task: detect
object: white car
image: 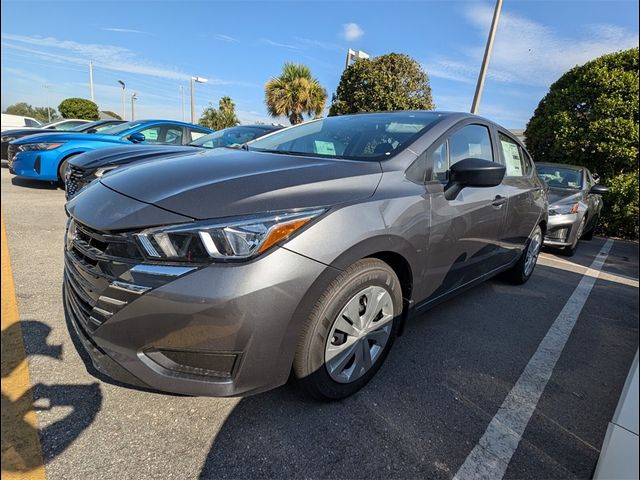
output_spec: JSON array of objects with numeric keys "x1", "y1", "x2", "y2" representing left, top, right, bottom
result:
[
  {"x1": 594, "y1": 351, "x2": 639, "y2": 479},
  {"x1": 1, "y1": 113, "x2": 42, "y2": 131}
]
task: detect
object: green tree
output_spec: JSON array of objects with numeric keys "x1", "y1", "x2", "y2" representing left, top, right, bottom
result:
[
  {"x1": 525, "y1": 47, "x2": 639, "y2": 238},
  {"x1": 4, "y1": 102, "x2": 36, "y2": 118},
  {"x1": 33, "y1": 107, "x2": 60, "y2": 123},
  {"x1": 58, "y1": 98, "x2": 100, "y2": 120},
  {"x1": 329, "y1": 53, "x2": 434, "y2": 116},
  {"x1": 101, "y1": 111, "x2": 123, "y2": 120},
  {"x1": 265, "y1": 63, "x2": 327, "y2": 124},
  {"x1": 199, "y1": 96, "x2": 240, "y2": 130}
]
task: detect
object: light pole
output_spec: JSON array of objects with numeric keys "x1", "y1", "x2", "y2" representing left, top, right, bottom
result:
[
  {"x1": 345, "y1": 48, "x2": 369, "y2": 69},
  {"x1": 43, "y1": 84, "x2": 51, "y2": 122},
  {"x1": 471, "y1": 0, "x2": 503, "y2": 114},
  {"x1": 180, "y1": 85, "x2": 185, "y2": 121},
  {"x1": 131, "y1": 93, "x2": 138, "y2": 121},
  {"x1": 190, "y1": 76, "x2": 208, "y2": 124},
  {"x1": 89, "y1": 60, "x2": 95, "y2": 102},
  {"x1": 117, "y1": 80, "x2": 126, "y2": 119}
]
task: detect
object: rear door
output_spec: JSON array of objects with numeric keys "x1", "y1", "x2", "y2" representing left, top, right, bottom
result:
[
  {"x1": 423, "y1": 121, "x2": 509, "y2": 300},
  {"x1": 494, "y1": 130, "x2": 544, "y2": 265}
]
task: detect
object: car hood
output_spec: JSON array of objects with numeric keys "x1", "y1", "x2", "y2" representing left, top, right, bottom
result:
[
  {"x1": 12, "y1": 132, "x2": 124, "y2": 145},
  {"x1": 70, "y1": 145, "x2": 198, "y2": 170},
  {"x1": 548, "y1": 187, "x2": 583, "y2": 205},
  {"x1": 2, "y1": 128, "x2": 57, "y2": 137},
  {"x1": 100, "y1": 148, "x2": 383, "y2": 220}
]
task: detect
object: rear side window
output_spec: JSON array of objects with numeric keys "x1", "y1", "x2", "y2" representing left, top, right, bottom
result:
[
  {"x1": 189, "y1": 129, "x2": 208, "y2": 142},
  {"x1": 25, "y1": 118, "x2": 39, "y2": 127},
  {"x1": 499, "y1": 133, "x2": 526, "y2": 177},
  {"x1": 165, "y1": 127, "x2": 183, "y2": 145}
]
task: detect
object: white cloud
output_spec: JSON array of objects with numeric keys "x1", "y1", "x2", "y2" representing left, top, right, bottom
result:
[
  {"x1": 262, "y1": 38, "x2": 301, "y2": 50},
  {"x1": 101, "y1": 27, "x2": 148, "y2": 34},
  {"x1": 426, "y1": 4, "x2": 638, "y2": 87},
  {"x1": 341, "y1": 23, "x2": 364, "y2": 41},
  {"x1": 215, "y1": 34, "x2": 239, "y2": 42}
]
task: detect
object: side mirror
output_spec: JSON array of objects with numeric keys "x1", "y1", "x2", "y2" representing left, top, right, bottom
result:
[
  {"x1": 444, "y1": 158, "x2": 506, "y2": 200},
  {"x1": 129, "y1": 132, "x2": 146, "y2": 143},
  {"x1": 85, "y1": 128, "x2": 98, "y2": 134},
  {"x1": 590, "y1": 183, "x2": 609, "y2": 195}
]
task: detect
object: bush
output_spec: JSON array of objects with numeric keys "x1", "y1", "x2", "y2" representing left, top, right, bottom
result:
[
  {"x1": 598, "y1": 172, "x2": 639, "y2": 239},
  {"x1": 58, "y1": 98, "x2": 100, "y2": 120},
  {"x1": 525, "y1": 47, "x2": 639, "y2": 238},
  {"x1": 329, "y1": 53, "x2": 434, "y2": 116}
]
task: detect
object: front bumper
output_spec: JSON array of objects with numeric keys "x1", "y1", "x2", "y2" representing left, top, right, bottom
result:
[
  {"x1": 544, "y1": 213, "x2": 582, "y2": 247},
  {"x1": 8, "y1": 149, "x2": 60, "y2": 181},
  {"x1": 64, "y1": 231, "x2": 332, "y2": 397}
]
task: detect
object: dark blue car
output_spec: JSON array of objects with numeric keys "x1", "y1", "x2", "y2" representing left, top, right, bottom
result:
[{"x1": 8, "y1": 119, "x2": 212, "y2": 184}]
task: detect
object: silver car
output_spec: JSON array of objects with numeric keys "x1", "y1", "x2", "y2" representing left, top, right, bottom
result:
[
  {"x1": 536, "y1": 163, "x2": 608, "y2": 256},
  {"x1": 64, "y1": 111, "x2": 548, "y2": 400}
]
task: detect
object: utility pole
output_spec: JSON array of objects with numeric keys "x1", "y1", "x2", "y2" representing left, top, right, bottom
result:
[
  {"x1": 190, "y1": 76, "x2": 208, "y2": 124},
  {"x1": 131, "y1": 92, "x2": 137, "y2": 120},
  {"x1": 43, "y1": 85, "x2": 51, "y2": 122},
  {"x1": 117, "y1": 80, "x2": 126, "y2": 119},
  {"x1": 471, "y1": 0, "x2": 502, "y2": 114},
  {"x1": 89, "y1": 60, "x2": 95, "y2": 102}
]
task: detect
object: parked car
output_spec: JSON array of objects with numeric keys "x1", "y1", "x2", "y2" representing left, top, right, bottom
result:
[
  {"x1": 63, "y1": 111, "x2": 547, "y2": 400},
  {"x1": 8, "y1": 120, "x2": 212, "y2": 184},
  {"x1": 1, "y1": 113, "x2": 42, "y2": 131},
  {"x1": 536, "y1": 162, "x2": 608, "y2": 256},
  {"x1": 2, "y1": 119, "x2": 125, "y2": 161},
  {"x1": 65, "y1": 124, "x2": 282, "y2": 199}
]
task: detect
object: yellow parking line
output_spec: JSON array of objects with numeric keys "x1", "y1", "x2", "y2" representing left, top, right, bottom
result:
[{"x1": 1, "y1": 209, "x2": 46, "y2": 480}]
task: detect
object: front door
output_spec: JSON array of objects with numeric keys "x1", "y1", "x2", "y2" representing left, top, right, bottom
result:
[{"x1": 423, "y1": 123, "x2": 508, "y2": 301}]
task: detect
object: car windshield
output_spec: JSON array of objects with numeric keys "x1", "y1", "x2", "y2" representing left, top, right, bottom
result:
[
  {"x1": 70, "y1": 121, "x2": 111, "y2": 132},
  {"x1": 536, "y1": 165, "x2": 583, "y2": 189},
  {"x1": 190, "y1": 127, "x2": 272, "y2": 148},
  {"x1": 247, "y1": 112, "x2": 443, "y2": 160},
  {"x1": 98, "y1": 121, "x2": 144, "y2": 136}
]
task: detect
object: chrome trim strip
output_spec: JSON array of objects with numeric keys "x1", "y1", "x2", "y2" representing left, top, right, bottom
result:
[
  {"x1": 130, "y1": 264, "x2": 196, "y2": 277},
  {"x1": 93, "y1": 307, "x2": 113, "y2": 318},
  {"x1": 110, "y1": 281, "x2": 151, "y2": 295}
]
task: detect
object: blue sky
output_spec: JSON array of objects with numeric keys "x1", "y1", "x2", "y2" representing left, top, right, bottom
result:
[{"x1": 1, "y1": 0, "x2": 638, "y2": 128}]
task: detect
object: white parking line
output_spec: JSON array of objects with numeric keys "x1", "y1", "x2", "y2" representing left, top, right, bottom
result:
[{"x1": 454, "y1": 239, "x2": 614, "y2": 480}]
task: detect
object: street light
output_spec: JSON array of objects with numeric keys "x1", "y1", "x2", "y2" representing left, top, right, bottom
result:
[
  {"x1": 131, "y1": 93, "x2": 138, "y2": 121},
  {"x1": 43, "y1": 84, "x2": 51, "y2": 122},
  {"x1": 471, "y1": 0, "x2": 503, "y2": 113},
  {"x1": 190, "y1": 76, "x2": 208, "y2": 124},
  {"x1": 345, "y1": 48, "x2": 369, "y2": 69},
  {"x1": 117, "y1": 80, "x2": 126, "y2": 119}
]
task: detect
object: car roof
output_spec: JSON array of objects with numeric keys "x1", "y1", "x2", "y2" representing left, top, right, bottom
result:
[
  {"x1": 132, "y1": 119, "x2": 211, "y2": 128},
  {"x1": 536, "y1": 162, "x2": 586, "y2": 171}
]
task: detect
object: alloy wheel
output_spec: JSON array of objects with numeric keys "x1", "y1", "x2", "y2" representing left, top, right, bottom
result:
[{"x1": 524, "y1": 231, "x2": 542, "y2": 276}]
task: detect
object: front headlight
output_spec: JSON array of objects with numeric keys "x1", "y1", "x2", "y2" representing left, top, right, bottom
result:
[
  {"x1": 18, "y1": 142, "x2": 64, "y2": 151},
  {"x1": 549, "y1": 202, "x2": 579, "y2": 216},
  {"x1": 135, "y1": 208, "x2": 326, "y2": 262},
  {"x1": 94, "y1": 166, "x2": 119, "y2": 178}
]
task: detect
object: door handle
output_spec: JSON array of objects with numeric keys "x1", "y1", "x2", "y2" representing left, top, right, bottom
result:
[{"x1": 492, "y1": 195, "x2": 507, "y2": 207}]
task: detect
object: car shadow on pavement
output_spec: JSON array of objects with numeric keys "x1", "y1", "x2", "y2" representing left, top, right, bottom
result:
[
  {"x1": 10, "y1": 177, "x2": 61, "y2": 190},
  {"x1": 1, "y1": 319, "x2": 102, "y2": 474}
]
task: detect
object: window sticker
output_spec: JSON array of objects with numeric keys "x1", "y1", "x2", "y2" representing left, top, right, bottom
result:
[
  {"x1": 501, "y1": 140, "x2": 522, "y2": 176},
  {"x1": 143, "y1": 129, "x2": 159, "y2": 141},
  {"x1": 314, "y1": 140, "x2": 336, "y2": 155},
  {"x1": 468, "y1": 143, "x2": 483, "y2": 157}
]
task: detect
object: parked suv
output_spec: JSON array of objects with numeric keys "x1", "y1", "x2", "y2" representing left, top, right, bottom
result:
[{"x1": 63, "y1": 111, "x2": 547, "y2": 400}]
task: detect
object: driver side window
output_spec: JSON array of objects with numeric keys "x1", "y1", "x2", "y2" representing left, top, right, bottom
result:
[{"x1": 431, "y1": 124, "x2": 494, "y2": 181}]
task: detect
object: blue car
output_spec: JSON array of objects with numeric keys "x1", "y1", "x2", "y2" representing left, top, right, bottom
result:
[{"x1": 8, "y1": 119, "x2": 212, "y2": 183}]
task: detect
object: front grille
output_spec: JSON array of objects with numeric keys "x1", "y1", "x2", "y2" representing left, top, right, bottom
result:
[
  {"x1": 65, "y1": 220, "x2": 148, "y2": 332},
  {"x1": 66, "y1": 165, "x2": 86, "y2": 199},
  {"x1": 7, "y1": 144, "x2": 18, "y2": 163}
]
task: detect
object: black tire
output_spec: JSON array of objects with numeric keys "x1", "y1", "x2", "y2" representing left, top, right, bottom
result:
[
  {"x1": 503, "y1": 225, "x2": 543, "y2": 285},
  {"x1": 293, "y1": 258, "x2": 403, "y2": 401},
  {"x1": 582, "y1": 215, "x2": 598, "y2": 241}
]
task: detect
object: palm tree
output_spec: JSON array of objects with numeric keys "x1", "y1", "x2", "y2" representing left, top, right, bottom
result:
[
  {"x1": 198, "y1": 96, "x2": 239, "y2": 130},
  {"x1": 265, "y1": 63, "x2": 327, "y2": 125},
  {"x1": 219, "y1": 96, "x2": 235, "y2": 115}
]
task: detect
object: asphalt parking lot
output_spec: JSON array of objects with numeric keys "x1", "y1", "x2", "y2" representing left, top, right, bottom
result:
[{"x1": 1, "y1": 166, "x2": 638, "y2": 480}]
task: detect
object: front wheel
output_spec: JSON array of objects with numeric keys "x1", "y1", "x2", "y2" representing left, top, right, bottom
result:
[
  {"x1": 293, "y1": 259, "x2": 403, "y2": 400},
  {"x1": 503, "y1": 225, "x2": 542, "y2": 284}
]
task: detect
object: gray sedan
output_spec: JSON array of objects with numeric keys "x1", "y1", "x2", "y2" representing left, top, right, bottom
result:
[
  {"x1": 536, "y1": 163, "x2": 608, "y2": 256},
  {"x1": 63, "y1": 111, "x2": 547, "y2": 400}
]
